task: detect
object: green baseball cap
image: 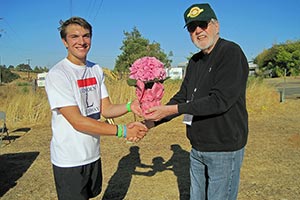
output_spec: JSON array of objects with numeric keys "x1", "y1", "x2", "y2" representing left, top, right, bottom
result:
[{"x1": 184, "y1": 3, "x2": 217, "y2": 27}]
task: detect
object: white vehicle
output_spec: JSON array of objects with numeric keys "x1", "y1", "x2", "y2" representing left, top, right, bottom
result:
[{"x1": 37, "y1": 72, "x2": 48, "y2": 87}]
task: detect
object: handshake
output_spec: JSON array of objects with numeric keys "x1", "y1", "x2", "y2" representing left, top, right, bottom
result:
[{"x1": 123, "y1": 99, "x2": 178, "y2": 143}]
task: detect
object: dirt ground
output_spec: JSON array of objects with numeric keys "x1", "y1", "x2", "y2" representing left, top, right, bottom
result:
[{"x1": 1, "y1": 95, "x2": 300, "y2": 199}]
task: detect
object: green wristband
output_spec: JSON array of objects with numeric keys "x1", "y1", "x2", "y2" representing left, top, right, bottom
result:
[
  {"x1": 126, "y1": 101, "x2": 132, "y2": 112},
  {"x1": 117, "y1": 125, "x2": 123, "y2": 138}
]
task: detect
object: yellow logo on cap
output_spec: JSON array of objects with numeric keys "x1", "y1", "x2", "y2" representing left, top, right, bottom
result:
[{"x1": 187, "y1": 7, "x2": 204, "y2": 18}]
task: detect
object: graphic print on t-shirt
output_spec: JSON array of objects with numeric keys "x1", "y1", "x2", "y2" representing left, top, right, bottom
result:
[{"x1": 77, "y1": 77, "x2": 100, "y2": 119}]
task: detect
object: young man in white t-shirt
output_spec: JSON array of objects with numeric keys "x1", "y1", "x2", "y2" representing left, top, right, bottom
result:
[{"x1": 45, "y1": 17, "x2": 147, "y2": 200}]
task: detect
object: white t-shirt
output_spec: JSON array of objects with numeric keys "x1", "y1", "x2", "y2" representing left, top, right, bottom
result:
[{"x1": 45, "y1": 58, "x2": 108, "y2": 167}]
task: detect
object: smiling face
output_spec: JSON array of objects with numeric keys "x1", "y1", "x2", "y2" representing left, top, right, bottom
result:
[
  {"x1": 188, "y1": 19, "x2": 219, "y2": 54},
  {"x1": 62, "y1": 24, "x2": 91, "y2": 65}
]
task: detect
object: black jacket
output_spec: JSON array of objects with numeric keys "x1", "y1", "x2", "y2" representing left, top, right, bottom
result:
[{"x1": 157, "y1": 38, "x2": 249, "y2": 151}]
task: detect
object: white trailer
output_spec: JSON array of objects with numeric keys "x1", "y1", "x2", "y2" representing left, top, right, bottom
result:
[{"x1": 37, "y1": 72, "x2": 48, "y2": 87}]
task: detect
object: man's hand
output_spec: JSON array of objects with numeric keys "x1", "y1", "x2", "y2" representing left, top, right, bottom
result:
[
  {"x1": 130, "y1": 99, "x2": 143, "y2": 117},
  {"x1": 126, "y1": 121, "x2": 148, "y2": 142},
  {"x1": 144, "y1": 105, "x2": 178, "y2": 121}
]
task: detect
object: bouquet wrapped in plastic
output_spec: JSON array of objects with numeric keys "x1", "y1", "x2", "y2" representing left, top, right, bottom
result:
[{"x1": 127, "y1": 56, "x2": 167, "y2": 116}]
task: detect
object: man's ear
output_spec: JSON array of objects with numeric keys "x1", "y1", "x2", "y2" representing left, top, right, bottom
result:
[
  {"x1": 215, "y1": 21, "x2": 220, "y2": 34},
  {"x1": 62, "y1": 38, "x2": 68, "y2": 49}
]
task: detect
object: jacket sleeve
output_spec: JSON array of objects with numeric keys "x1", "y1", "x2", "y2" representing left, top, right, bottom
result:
[{"x1": 154, "y1": 62, "x2": 192, "y2": 126}]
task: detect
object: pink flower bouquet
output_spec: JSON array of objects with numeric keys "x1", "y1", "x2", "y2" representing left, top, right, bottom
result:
[{"x1": 127, "y1": 56, "x2": 167, "y2": 116}]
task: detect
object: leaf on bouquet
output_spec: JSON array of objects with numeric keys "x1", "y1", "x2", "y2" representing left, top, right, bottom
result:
[{"x1": 127, "y1": 78, "x2": 137, "y2": 86}]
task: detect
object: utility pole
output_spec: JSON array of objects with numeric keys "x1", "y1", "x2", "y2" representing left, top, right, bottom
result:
[
  {"x1": 26, "y1": 58, "x2": 31, "y2": 80},
  {"x1": 0, "y1": 18, "x2": 3, "y2": 38},
  {"x1": 0, "y1": 56, "x2": 2, "y2": 84},
  {"x1": 0, "y1": 18, "x2": 3, "y2": 84}
]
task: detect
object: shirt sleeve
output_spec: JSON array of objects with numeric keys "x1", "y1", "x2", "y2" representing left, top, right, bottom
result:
[
  {"x1": 45, "y1": 70, "x2": 77, "y2": 110},
  {"x1": 97, "y1": 65, "x2": 109, "y2": 99}
]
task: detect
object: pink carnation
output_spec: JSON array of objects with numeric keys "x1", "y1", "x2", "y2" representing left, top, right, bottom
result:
[
  {"x1": 136, "y1": 80, "x2": 164, "y2": 116},
  {"x1": 129, "y1": 56, "x2": 166, "y2": 82},
  {"x1": 129, "y1": 56, "x2": 167, "y2": 116}
]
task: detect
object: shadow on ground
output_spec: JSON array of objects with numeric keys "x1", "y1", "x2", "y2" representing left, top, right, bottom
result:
[
  {"x1": 0, "y1": 151, "x2": 39, "y2": 197},
  {"x1": 0, "y1": 127, "x2": 31, "y2": 147},
  {"x1": 102, "y1": 144, "x2": 190, "y2": 200}
]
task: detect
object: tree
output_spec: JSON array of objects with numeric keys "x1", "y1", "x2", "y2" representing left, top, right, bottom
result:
[
  {"x1": 8, "y1": 65, "x2": 14, "y2": 69},
  {"x1": 0, "y1": 66, "x2": 20, "y2": 83},
  {"x1": 15, "y1": 63, "x2": 32, "y2": 72},
  {"x1": 33, "y1": 66, "x2": 49, "y2": 73},
  {"x1": 254, "y1": 40, "x2": 300, "y2": 77},
  {"x1": 114, "y1": 27, "x2": 172, "y2": 73}
]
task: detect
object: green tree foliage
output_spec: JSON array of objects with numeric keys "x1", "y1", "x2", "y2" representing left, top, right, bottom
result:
[
  {"x1": 15, "y1": 63, "x2": 32, "y2": 72},
  {"x1": 8, "y1": 65, "x2": 14, "y2": 69},
  {"x1": 33, "y1": 66, "x2": 49, "y2": 73},
  {"x1": 0, "y1": 65, "x2": 20, "y2": 83},
  {"x1": 114, "y1": 27, "x2": 172, "y2": 73},
  {"x1": 254, "y1": 40, "x2": 300, "y2": 77}
]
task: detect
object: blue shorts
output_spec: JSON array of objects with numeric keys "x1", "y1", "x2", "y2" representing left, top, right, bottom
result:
[{"x1": 53, "y1": 159, "x2": 102, "y2": 200}]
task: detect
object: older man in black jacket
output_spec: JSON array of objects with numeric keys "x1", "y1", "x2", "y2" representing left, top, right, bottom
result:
[{"x1": 145, "y1": 3, "x2": 249, "y2": 200}]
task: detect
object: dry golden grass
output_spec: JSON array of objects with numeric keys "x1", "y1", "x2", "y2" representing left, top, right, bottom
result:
[
  {"x1": 0, "y1": 76, "x2": 281, "y2": 129},
  {"x1": 246, "y1": 77, "x2": 280, "y2": 115},
  {"x1": 1, "y1": 75, "x2": 300, "y2": 200},
  {"x1": 0, "y1": 85, "x2": 50, "y2": 128},
  {"x1": 0, "y1": 78, "x2": 267, "y2": 128}
]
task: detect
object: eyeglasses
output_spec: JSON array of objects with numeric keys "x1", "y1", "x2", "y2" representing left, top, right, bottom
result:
[{"x1": 187, "y1": 21, "x2": 211, "y2": 32}]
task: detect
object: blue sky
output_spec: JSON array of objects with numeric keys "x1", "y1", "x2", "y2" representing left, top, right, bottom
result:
[{"x1": 1, "y1": 0, "x2": 300, "y2": 69}]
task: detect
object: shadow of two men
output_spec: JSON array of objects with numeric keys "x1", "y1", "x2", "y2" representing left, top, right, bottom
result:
[{"x1": 102, "y1": 144, "x2": 190, "y2": 200}]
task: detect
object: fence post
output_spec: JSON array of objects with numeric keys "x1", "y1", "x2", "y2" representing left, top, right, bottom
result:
[
  {"x1": 280, "y1": 69, "x2": 287, "y2": 103},
  {"x1": 279, "y1": 90, "x2": 285, "y2": 102}
]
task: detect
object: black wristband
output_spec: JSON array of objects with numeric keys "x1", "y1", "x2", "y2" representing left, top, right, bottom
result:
[{"x1": 115, "y1": 125, "x2": 118, "y2": 136}]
